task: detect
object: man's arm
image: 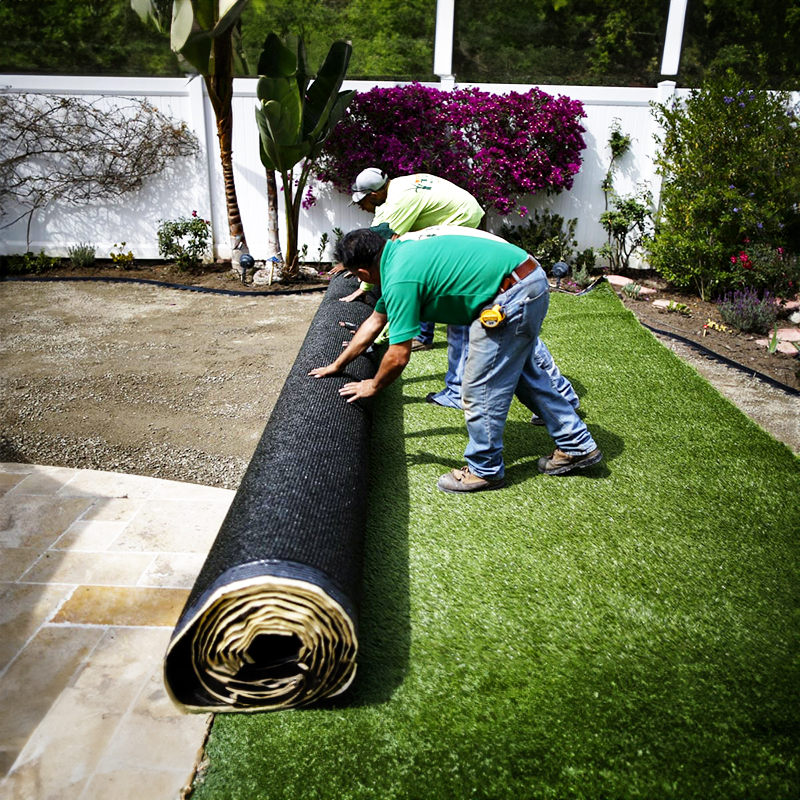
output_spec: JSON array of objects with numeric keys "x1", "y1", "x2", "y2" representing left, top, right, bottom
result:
[
  {"x1": 339, "y1": 340, "x2": 412, "y2": 403},
  {"x1": 308, "y1": 311, "x2": 387, "y2": 379}
]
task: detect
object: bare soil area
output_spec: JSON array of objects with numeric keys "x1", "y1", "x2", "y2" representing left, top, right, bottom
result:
[
  {"x1": 1, "y1": 275, "x2": 325, "y2": 488},
  {"x1": 1, "y1": 267, "x2": 798, "y2": 490}
]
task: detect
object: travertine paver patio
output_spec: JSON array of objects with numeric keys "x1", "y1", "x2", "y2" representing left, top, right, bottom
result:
[{"x1": 0, "y1": 463, "x2": 234, "y2": 800}]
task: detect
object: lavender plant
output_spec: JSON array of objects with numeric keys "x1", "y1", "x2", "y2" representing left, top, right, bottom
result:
[{"x1": 716, "y1": 287, "x2": 780, "y2": 333}]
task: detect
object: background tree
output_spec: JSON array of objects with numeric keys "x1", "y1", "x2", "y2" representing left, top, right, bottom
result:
[
  {"x1": 2, "y1": 0, "x2": 799, "y2": 88},
  {"x1": 240, "y1": 0, "x2": 435, "y2": 81},
  {"x1": 133, "y1": 0, "x2": 254, "y2": 267},
  {"x1": 0, "y1": 0, "x2": 181, "y2": 76}
]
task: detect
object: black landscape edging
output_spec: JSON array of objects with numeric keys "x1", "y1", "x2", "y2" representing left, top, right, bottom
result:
[{"x1": 640, "y1": 320, "x2": 799, "y2": 397}]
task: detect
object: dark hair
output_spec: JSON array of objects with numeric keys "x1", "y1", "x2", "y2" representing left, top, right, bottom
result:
[{"x1": 333, "y1": 228, "x2": 386, "y2": 271}]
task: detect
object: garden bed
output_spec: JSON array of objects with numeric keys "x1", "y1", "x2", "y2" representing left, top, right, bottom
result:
[
  {"x1": 615, "y1": 284, "x2": 800, "y2": 391},
  {"x1": 2, "y1": 259, "x2": 331, "y2": 294}
]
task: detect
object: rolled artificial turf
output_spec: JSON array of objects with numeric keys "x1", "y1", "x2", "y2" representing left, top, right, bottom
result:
[
  {"x1": 165, "y1": 273, "x2": 380, "y2": 712},
  {"x1": 191, "y1": 284, "x2": 799, "y2": 799}
]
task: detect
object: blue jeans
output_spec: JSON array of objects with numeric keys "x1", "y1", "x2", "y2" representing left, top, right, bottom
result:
[
  {"x1": 429, "y1": 329, "x2": 579, "y2": 411},
  {"x1": 428, "y1": 324, "x2": 470, "y2": 409},
  {"x1": 462, "y1": 266, "x2": 597, "y2": 479},
  {"x1": 415, "y1": 321, "x2": 435, "y2": 346}
]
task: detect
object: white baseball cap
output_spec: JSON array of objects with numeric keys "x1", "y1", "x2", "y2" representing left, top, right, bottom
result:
[{"x1": 351, "y1": 168, "x2": 388, "y2": 204}]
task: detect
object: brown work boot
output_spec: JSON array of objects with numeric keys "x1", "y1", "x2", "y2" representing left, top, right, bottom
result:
[
  {"x1": 537, "y1": 448, "x2": 603, "y2": 475},
  {"x1": 437, "y1": 466, "x2": 505, "y2": 493}
]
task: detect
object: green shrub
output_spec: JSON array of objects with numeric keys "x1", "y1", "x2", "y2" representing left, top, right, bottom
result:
[
  {"x1": 599, "y1": 188, "x2": 653, "y2": 272},
  {"x1": 4, "y1": 250, "x2": 59, "y2": 275},
  {"x1": 157, "y1": 212, "x2": 211, "y2": 271},
  {"x1": 728, "y1": 243, "x2": 799, "y2": 297},
  {"x1": 572, "y1": 247, "x2": 597, "y2": 286},
  {"x1": 67, "y1": 242, "x2": 96, "y2": 268},
  {"x1": 499, "y1": 209, "x2": 578, "y2": 271},
  {"x1": 716, "y1": 287, "x2": 780, "y2": 333},
  {"x1": 649, "y1": 70, "x2": 800, "y2": 300}
]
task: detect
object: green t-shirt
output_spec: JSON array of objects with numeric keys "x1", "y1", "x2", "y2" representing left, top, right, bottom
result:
[
  {"x1": 372, "y1": 174, "x2": 484, "y2": 235},
  {"x1": 374, "y1": 234, "x2": 528, "y2": 344}
]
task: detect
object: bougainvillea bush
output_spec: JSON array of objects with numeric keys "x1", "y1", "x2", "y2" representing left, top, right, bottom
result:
[
  {"x1": 650, "y1": 70, "x2": 800, "y2": 300},
  {"x1": 317, "y1": 83, "x2": 586, "y2": 217}
]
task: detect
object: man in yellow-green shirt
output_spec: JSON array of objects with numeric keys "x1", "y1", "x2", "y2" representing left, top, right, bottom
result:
[{"x1": 353, "y1": 170, "x2": 485, "y2": 233}]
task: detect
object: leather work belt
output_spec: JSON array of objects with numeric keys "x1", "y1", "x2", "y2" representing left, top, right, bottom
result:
[{"x1": 498, "y1": 256, "x2": 540, "y2": 293}]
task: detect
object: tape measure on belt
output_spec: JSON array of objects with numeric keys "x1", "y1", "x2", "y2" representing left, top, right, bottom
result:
[{"x1": 479, "y1": 304, "x2": 506, "y2": 329}]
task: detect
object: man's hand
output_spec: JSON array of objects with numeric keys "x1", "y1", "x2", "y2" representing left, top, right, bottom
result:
[
  {"x1": 339, "y1": 379, "x2": 377, "y2": 403},
  {"x1": 308, "y1": 363, "x2": 340, "y2": 379},
  {"x1": 307, "y1": 311, "x2": 388, "y2": 381},
  {"x1": 339, "y1": 288, "x2": 366, "y2": 303}
]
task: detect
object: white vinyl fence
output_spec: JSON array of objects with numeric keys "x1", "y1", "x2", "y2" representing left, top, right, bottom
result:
[{"x1": 0, "y1": 74, "x2": 689, "y2": 266}]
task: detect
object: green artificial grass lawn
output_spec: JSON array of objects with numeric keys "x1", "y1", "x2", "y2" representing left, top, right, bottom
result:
[{"x1": 192, "y1": 285, "x2": 799, "y2": 800}]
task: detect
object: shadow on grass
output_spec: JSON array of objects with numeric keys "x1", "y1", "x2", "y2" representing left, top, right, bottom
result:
[
  {"x1": 339, "y1": 378, "x2": 411, "y2": 707},
  {"x1": 399, "y1": 414, "x2": 624, "y2": 481}
]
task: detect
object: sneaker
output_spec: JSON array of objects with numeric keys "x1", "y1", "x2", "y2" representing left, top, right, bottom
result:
[
  {"x1": 437, "y1": 466, "x2": 505, "y2": 493},
  {"x1": 530, "y1": 413, "x2": 546, "y2": 426},
  {"x1": 537, "y1": 448, "x2": 603, "y2": 475},
  {"x1": 411, "y1": 339, "x2": 432, "y2": 351}
]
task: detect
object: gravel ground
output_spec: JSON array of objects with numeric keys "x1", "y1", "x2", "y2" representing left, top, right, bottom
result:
[
  {"x1": 0, "y1": 281, "x2": 324, "y2": 489},
  {"x1": 1, "y1": 279, "x2": 797, "y2": 491}
]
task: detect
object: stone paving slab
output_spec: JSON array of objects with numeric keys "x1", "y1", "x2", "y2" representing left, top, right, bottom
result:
[{"x1": 0, "y1": 463, "x2": 234, "y2": 800}]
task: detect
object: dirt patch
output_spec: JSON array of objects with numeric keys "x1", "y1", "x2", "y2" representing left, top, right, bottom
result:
[
  {"x1": 0, "y1": 278, "x2": 325, "y2": 488},
  {"x1": 615, "y1": 284, "x2": 800, "y2": 392}
]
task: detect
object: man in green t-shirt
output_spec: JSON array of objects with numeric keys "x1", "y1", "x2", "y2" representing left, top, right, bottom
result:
[{"x1": 309, "y1": 228, "x2": 602, "y2": 493}]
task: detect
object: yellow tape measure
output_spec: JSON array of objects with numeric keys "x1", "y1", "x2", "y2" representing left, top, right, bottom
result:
[{"x1": 479, "y1": 304, "x2": 506, "y2": 329}]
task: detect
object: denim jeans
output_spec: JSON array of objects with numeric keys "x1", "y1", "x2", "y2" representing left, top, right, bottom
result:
[
  {"x1": 428, "y1": 324, "x2": 470, "y2": 409},
  {"x1": 415, "y1": 320, "x2": 435, "y2": 346},
  {"x1": 429, "y1": 327, "x2": 580, "y2": 411},
  {"x1": 462, "y1": 266, "x2": 597, "y2": 479}
]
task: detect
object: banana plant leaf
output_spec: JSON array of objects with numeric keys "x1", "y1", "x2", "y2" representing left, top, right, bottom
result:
[{"x1": 303, "y1": 40, "x2": 353, "y2": 142}]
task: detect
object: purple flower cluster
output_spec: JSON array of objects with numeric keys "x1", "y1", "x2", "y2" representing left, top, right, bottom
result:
[
  {"x1": 317, "y1": 83, "x2": 586, "y2": 216},
  {"x1": 716, "y1": 287, "x2": 779, "y2": 333}
]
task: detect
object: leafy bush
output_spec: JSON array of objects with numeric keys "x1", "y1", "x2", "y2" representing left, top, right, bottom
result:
[
  {"x1": 728, "y1": 242, "x2": 799, "y2": 296},
  {"x1": 157, "y1": 212, "x2": 211, "y2": 270},
  {"x1": 500, "y1": 210, "x2": 578, "y2": 270},
  {"x1": 599, "y1": 188, "x2": 654, "y2": 272},
  {"x1": 716, "y1": 287, "x2": 780, "y2": 333},
  {"x1": 649, "y1": 70, "x2": 800, "y2": 300},
  {"x1": 318, "y1": 83, "x2": 586, "y2": 217},
  {"x1": 4, "y1": 250, "x2": 59, "y2": 275},
  {"x1": 67, "y1": 242, "x2": 95, "y2": 268},
  {"x1": 572, "y1": 247, "x2": 597, "y2": 286}
]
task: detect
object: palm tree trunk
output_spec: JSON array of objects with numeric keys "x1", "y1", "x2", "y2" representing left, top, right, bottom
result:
[
  {"x1": 204, "y1": 31, "x2": 248, "y2": 270},
  {"x1": 265, "y1": 170, "x2": 282, "y2": 261}
]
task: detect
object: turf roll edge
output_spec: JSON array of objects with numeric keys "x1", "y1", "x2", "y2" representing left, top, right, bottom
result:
[{"x1": 164, "y1": 274, "x2": 380, "y2": 713}]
